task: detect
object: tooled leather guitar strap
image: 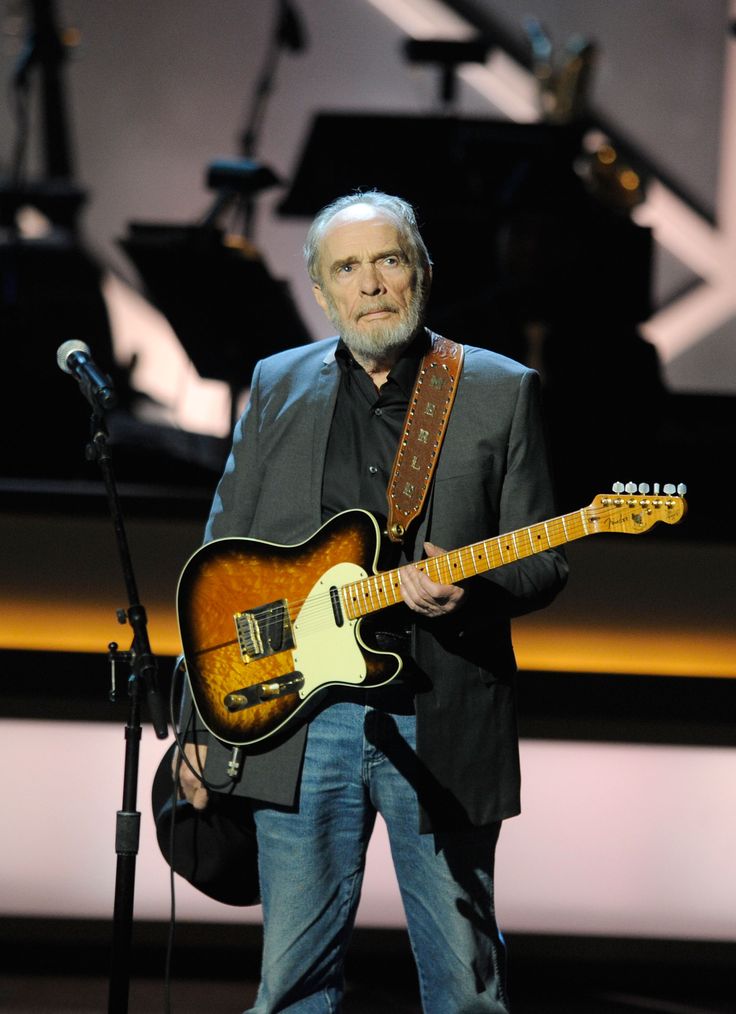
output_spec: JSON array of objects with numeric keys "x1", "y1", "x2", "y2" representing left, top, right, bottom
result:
[{"x1": 386, "y1": 331, "x2": 464, "y2": 543}]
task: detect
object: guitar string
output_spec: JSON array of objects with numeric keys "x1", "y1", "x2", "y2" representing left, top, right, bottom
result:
[
  {"x1": 241, "y1": 509, "x2": 600, "y2": 639},
  {"x1": 231, "y1": 499, "x2": 676, "y2": 642}
]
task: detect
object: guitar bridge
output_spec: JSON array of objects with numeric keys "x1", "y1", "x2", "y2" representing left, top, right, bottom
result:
[
  {"x1": 234, "y1": 599, "x2": 294, "y2": 663},
  {"x1": 225, "y1": 671, "x2": 305, "y2": 711}
]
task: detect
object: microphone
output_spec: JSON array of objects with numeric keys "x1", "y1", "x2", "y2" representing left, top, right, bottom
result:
[{"x1": 56, "y1": 340, "x2": 117, "y2": 410}]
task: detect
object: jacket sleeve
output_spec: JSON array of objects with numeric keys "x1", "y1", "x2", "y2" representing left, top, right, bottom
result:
[
  {"x1": 205, "y1": 359, "x2": 265, "y2": 541},
  {"x1": 179, "y1": 361, "x2": 265, "y2": 742}
]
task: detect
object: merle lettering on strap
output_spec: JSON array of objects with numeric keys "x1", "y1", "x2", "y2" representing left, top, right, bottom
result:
[{"x1": 386, "y1": 333, "x2": 464, "y2": 543}]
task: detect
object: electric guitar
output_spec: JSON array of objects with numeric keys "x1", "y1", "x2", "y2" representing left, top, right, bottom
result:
[{"x1": 178, "y1": 484, "x2": 687, "y2": 746}]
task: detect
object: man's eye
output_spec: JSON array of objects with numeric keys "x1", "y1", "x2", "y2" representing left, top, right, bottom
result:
[{"x1": 339, "y1": 264, "x2": 354, "y2": 273}]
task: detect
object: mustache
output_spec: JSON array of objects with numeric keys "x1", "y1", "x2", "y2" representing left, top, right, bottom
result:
[{"x1": 356, "y1": 302, "x2": 399, "y2": 319}]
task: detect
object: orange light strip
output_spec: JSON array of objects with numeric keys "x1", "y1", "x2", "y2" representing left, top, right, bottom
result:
[
  {"x1": 3, "y1": 597, "x2": 736, "y2": 679},
  {"x1": 513, "y1": 621, "x2": 736, "y2": 679},
  {"x1": 2, "y1": 599, "x2": 182, "y2": 656}
]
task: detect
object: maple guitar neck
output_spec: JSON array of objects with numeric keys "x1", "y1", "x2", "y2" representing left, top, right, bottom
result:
[{"x1": 341, "y1": 488, "x2": 687, "y2": 622}]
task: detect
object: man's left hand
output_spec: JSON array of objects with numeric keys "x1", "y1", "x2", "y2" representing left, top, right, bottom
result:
[{"x1": 400, "y1": 542, "x2": 466, "y2": 617}]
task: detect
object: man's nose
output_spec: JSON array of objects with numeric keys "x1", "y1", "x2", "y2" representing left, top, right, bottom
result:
[{"x1": 359, "y1": 263, "x2": 384, "y2": 295}]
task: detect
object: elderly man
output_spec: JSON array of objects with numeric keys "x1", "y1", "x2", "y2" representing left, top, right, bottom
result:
[{"x1": 178, "y1": 190, "x2": 568, "y2": 1012}]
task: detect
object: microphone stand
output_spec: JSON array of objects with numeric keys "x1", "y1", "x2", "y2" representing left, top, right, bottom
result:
[{"x1": 83, "y1": 407, "x2": 169, "y2": 1014}]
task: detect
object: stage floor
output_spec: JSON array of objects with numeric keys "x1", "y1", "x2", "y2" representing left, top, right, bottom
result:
[{"x1": 1, "y1": 973, "x2": 733, "y2": 1014}]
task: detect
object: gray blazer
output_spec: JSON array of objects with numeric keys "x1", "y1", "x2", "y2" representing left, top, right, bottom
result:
[{"x1": 191, "y1": 333, "x2": 568, "y2": 832}]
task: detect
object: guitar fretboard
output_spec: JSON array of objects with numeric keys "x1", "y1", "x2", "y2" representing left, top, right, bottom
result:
[{"x1": 341, "y1": 507, "x2": 593, "y2": 621}]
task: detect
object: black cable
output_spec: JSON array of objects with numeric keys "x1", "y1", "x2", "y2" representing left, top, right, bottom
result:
[{"x1": 168, "y1": 659, "x2": 233, "y2": 793}]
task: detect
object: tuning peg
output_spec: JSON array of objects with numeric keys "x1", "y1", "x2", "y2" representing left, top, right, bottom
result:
[
  {"x1": 677, "y1": 483, "x2": 687, "y2": 495},
  {"x1": 638, "y1": 483, "x2": 650, "y2": 494},
  {"x1": 625, "y1": 481, "x2": 637, "y2": 494},
  {"x1": 653, "y1": 483, "x2": 660, "y2": 495},
  {"x1": 663, "y1": 483, "x2": 675, "y2": 495},
  {"x1": 612, "y1": 482, "x2": 624, "y2": 494}
]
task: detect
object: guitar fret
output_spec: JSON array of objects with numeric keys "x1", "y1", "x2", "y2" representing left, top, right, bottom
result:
[
  {"x1": 536, "y1": 524, "x2": 546, "y2": 550},
  {"x1": 444, "y1": 553, "x2": 456, "y2": 583},
  {"x1": 344, "y1": 495, "x2": 680, "y2": 621},
  {"x1": 342, "y1": 584, "x2": 356, "y2": 620},
  {"x1": 499, "y1": 536, "x2": 512, "y2": 564}
]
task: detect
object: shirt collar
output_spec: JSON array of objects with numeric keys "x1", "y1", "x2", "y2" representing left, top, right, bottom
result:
[{"x1": 335, "y1": 329, "x2": 431, "y2": 397}]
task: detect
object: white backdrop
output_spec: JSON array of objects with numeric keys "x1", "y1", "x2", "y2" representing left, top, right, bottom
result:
[{"x1": 3, "y1": 719, "x2": 735, "y2": 940}]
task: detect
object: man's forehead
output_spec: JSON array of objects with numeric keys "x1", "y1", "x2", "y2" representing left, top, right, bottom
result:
[
  {"x1": 321, "y1": 206, "x2": 402, "y2": 248},
  {"x1": 328, "y1": 203, "x2": 393, "y2": 226}
]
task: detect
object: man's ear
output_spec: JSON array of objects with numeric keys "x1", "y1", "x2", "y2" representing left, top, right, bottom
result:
[{"x1": 313, "y1": 283, "x2": 328, "y2": 314}]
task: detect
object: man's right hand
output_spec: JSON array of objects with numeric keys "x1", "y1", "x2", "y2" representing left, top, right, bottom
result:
[{"x1": 175, "y1": 743, "x2": 210, "y2": 810}]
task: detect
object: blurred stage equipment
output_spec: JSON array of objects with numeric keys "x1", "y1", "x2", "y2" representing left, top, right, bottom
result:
[
  {"x1": 279, "y1": 111, "x2": 652, "y2": 326},
  {"x1": 243, "y1": 0, "x2": 307, "y2": 155},
  {"x1": 118, "y1": 0, "x2": 311, "y2": 437},
  {"x1": 403, "y1": 37, "x2": 491, "y2": 107},
  {"x1": 0, "y1": 0, "x2": 118, "y2": 479},
  {"x1": 524, "y1": 17, "x2": 597, "y2": 124}
]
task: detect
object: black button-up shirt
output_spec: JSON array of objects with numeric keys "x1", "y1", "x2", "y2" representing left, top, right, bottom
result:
[
  {"x1": 320, "y1": 332, "x2": 431, "y2": 706},
  {"x1": 321, "y1": 331, "x2": 430, "y2": 569}
]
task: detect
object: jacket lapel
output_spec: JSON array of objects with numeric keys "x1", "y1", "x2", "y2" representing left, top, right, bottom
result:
[{"x1": 306, "y1": 343, "x2": 340, "y2": 527}]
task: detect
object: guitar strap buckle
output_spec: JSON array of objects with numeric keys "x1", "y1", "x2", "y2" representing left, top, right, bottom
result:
[{"x1": 385, "y1": 332, "x2": 464, "y2": 543}]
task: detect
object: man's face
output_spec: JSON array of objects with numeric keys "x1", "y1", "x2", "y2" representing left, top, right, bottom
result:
[{"x1": 312, "y1": 205, "x2": 427, "y2": 362}]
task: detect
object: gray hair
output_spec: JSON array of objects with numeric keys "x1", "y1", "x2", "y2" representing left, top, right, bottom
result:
[{"x1": 303, "y1": 190, "x2": 432, "y2": 285}]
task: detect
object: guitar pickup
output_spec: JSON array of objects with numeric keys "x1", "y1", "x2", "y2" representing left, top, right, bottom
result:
[
  {"x1": 224, "y1": 671, "x2": 305, "y2": 711},
  {"x1": 234, "y1": 599, "x2": 294, "y2": 664}
]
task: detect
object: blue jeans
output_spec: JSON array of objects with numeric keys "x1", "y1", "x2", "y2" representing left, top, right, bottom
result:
[{"x1": 247, "y1": 700, "x2": 510, "y2": 1013}]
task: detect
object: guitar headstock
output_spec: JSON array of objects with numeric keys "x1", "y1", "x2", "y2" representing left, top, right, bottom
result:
[{"x1": 587, "y1": 483, "x2": 687, "y2": 534}]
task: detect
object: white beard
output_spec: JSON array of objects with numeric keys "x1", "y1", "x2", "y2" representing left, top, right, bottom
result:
[{"x1": 323, "y1": 287, "x2": 425, "y2": 366}]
